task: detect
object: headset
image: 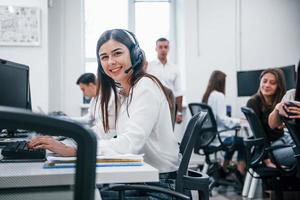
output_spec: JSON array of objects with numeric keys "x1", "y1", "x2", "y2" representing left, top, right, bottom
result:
[
  {"x1": 121, "y1": 29, "x2": 143, "y2": 73},
  {"x1": 97, "y1": 29, "x2": 143, "y2": 74}
]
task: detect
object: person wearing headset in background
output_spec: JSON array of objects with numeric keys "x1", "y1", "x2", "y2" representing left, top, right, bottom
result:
[
  {"x1": 147, "y1": 38, "x2": 183, "y2": 124},
  {"x1": 247, "y1": 68, "x2": 295, "y2": 168},
  {"x1": 29, "y1": 29, "x2": 180, "y2": 198},
  {"x1": 202, "y1": 70, "x2": 246, "y2": 177}
]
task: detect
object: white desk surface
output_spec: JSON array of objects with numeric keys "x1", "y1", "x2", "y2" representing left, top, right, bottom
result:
[{"x1": 0, "y1": 162, "x2": 159, "y2": 189}]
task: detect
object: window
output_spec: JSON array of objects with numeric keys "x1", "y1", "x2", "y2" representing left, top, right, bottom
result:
[
  {"x1": 84, "y1": 0, "x2": 128, "y2": 74},
  {"x1": 84, "y1": 0, "x2": 175, "y2": 73},
  {"x1": 134, "y1": 0, "x2": 172, "y2": 61}
]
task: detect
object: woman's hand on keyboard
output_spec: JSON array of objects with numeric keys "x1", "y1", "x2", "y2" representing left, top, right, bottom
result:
[{"x1": 28, "y1": 136, "x2": 76, "y2": 157}]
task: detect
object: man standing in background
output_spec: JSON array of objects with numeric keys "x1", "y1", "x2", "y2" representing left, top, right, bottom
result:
[{"x1": 147, "y1": 38, "x2": 183, "y2": 124}]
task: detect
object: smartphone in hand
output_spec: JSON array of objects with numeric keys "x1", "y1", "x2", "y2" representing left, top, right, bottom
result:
[{"x1": 285, "y1": 100, "x2": 300, "y2": 116}]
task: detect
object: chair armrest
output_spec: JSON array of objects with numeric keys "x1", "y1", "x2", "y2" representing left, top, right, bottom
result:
[
  {"x1": 104, "y1": 184, "x2": 190, "y2": 200},
  {"x1": 244, "y1": 137, "x2": 264, "y2": 147},
  {"x1": 187, "y1": 169, "x2": 209, "y2": 178},
  {"x1": 180, "y1": 169, "x2": 210, "y2": 191},
  {"x1": 217, "y1": 126, "x2": 241, "y2": 151},
  {"x1": 218, "y1": 125, "x2": 241, "y2": 133},
  {"x1": 265, "y1": 144, "x2": 293, "y2": 151},
  {"x1": 244, "y1": 137, "x2": 266, "y2": 167}
]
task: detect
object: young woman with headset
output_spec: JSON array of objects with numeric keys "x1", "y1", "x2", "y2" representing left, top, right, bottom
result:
[
  {"x1": 29, "y1": 30, "x2": 180, "y2": 191},
  {"x1": 95, "y1": 29, "x2": 179, "y2": 173}
]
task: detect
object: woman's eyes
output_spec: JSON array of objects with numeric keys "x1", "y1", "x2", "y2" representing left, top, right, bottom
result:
[
  {"x1": 100, "y1": 51, "x2": 123, "y2": 61},
  {"x1": 113, "y1": 51, "x2": 123, "y2": 57},
  {"x1": 262, "y1": 79, "x2": 276, "y2": 85},
  {"x1": 100, "y1": 56, "x2": 108, "y2": 61}
]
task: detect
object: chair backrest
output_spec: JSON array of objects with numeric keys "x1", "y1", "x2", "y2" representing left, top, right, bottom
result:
[
  {"x1": 282, "y1": 118, "x2": 300, "y2": 147},
  {"x1": 188, "y1": 103, "x2": 218, "y2": 148},
  {"x1": 241, "y1": 106, "x2": 296, "y2": 174},
  {"x1": 177, "y1": 111, "x2": 208, "y2": 182},
  {"x1": 281, "y1": 117, "x2": 300, "y2": 176},
  {"x1": 241, "y1": 106, "x2": 270, "y2": 166},
  {"x1": 0, "y1": 106, "x2": 97, "y2": 200},
  {"x1": 241, "y1": 106, "x2": 269, "y2": 141}
]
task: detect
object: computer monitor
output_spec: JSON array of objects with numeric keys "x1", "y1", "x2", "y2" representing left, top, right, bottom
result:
[
  {"x1": 0, "y1": 59, "x2": 31, "y2": 109},
  {"x1": 0, "y1": 58, "x2": 32, "y2": 137},
  {"x1": 237, "y1": 65, "x2": 296, "y2": 97},
  {"x1": 237, "y1": 70, "x2": 262, "y2": 97},
  {"x1": 280, "y1": 65, "x2": 296, "y2": 90}
]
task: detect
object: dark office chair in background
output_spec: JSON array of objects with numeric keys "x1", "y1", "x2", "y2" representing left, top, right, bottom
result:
[
  {"x1": 188, "y1": 103, "x2": 241, "y2": 190},
  {"x1": 0, "y1": 106, "x2": 97, "y2": 200},
  {"x1": 104, "y1": 111, "x2": 210, "y2": 200},
  {"x1": 241, "y1": 107, "x2": 299, "y2": 199},
  {"x1": 281, "y1": 117, "x2": 300, "y2": 177}
]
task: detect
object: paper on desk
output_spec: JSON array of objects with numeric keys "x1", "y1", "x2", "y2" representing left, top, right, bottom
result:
[
  {"x1": 44, "y1": 154, "x2": 144, "y2": 168},
  {"x1": 47, "y1": 154, "x2": 144, "y2": 163}
]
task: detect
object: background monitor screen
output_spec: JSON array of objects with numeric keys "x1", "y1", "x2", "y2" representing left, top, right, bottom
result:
[
  {"x1": 237, "y1": 65, "x2": 296, "y2": 97},
  {"x1": 280, "y1": 65, "x2": 296, "y2": 91},
  {"x1": 0, "y1": 59, "x2": 31, "y2": 109}
]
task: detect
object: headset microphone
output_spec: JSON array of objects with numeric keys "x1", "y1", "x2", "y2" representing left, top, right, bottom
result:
[
  {"x1": 124, "y1": 66, "x2": 133, "y2": 74},
  {"x1": 124, "y1": 61, "x2": 140, "y2": 74}
]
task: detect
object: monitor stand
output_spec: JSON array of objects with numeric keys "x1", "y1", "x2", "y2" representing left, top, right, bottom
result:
[{"x1": 0, "y1": 129, "x2": 28, "y2": 138}]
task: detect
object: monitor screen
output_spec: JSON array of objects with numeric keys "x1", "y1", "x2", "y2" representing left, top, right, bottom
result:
[
  {"x1": 237, "y1": 65, "x2": 296, "y2": 97},
  {"x1": 280, "y1": 65, "x2": 296, "y2": 90},
  {"x1": 0, "y1": 59, "x2": 31, "y2": 109},
  {"x1": 237, "y1": 70, "x2": 262, "y2": 97}
]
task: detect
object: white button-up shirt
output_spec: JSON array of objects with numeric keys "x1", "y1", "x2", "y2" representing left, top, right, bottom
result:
[
  {"x1": 208, "y1": 90, "x2": 240, "y2": 130},
  {"x1": 147, "y1": 59, "x2": 183, "y2": 97},
  {"x1": 98, "y1": 77, "x2": 180, "y2": 173}
]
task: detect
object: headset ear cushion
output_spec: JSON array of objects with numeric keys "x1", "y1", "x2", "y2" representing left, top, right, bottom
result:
[{"x1": 131, "y1": 46, "x2": 143, "y2": 68}]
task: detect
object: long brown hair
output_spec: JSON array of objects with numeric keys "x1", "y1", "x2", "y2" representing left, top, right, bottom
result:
[
  {"x1": 202, "y1": 70, "x2": 226, "y2": 103},
  {"x1": 257, "y1": 68, "x2": 286, "y2": 110}
]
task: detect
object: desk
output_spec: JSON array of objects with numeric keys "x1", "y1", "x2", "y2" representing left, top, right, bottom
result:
[{"x1": 0, "y1": 162, "x2": 159, "y2": 199}]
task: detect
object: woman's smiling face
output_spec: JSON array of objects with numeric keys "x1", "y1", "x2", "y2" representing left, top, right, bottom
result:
[
  {"x1": 98, "y1": 39, "x2": 132, "y2": 84},
  {"x1": 260, "y1": 72, "x2": 278, "y2": 98}
]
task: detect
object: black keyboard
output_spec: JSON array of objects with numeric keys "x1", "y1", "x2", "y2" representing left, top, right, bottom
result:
[{"x1": 1, "y1": 141, "x2": 46, "y2": 160}]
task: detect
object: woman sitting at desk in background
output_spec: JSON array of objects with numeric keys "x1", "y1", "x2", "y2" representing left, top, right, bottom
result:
[
  {"x1": 29, "y1": 29, "x2": 179, "y2": 177},
  {"x1": 202, "y1": 70, "x2": 246, "y2": 176},
  {"x1": 246, "y1": 68, "x2": 295, "y2": 168}
]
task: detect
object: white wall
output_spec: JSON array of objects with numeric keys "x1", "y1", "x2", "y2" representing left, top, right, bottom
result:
[
  {"x1": 178, "y1": 0, "x2": 300, "y2": 117},
  {"x1": 48, "y1": 0, "x2": 85, "y2": 116},
  {"x1": 0, "y1": 0, "x2": 48, "y2": 112},
  {"x1": 235, "y1": 0, "x2": 300, "y2": 116}
]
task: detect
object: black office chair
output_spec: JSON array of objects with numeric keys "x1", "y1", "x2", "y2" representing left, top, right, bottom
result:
[
  {"x1": 241, "y1": 107, "x2": 298, "y2": 199},
  {"x1": 104, "y1": 111, "x2": 210, "y2": 200},
  {"x1": 0, "y1": 106, "x2": 97, "y2": 200},
  {"x1": 281, "y1": 117, "x2": 300, "y2": 177},
  {"x1": 188, "y1": 103, "x2": 241, "y2": 189}
]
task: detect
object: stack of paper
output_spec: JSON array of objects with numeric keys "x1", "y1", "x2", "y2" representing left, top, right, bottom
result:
[{"x1": 44, "y1": 154, "x2": 144, "y2": 168}]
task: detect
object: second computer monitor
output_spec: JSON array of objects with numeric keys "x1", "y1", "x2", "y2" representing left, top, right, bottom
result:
[
  {"x1": 0, "y1": 59, "x2": 31, "y2": 110},
  {"x1": 237, "y1": 65, "x2": 296, "y2": 97}
]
